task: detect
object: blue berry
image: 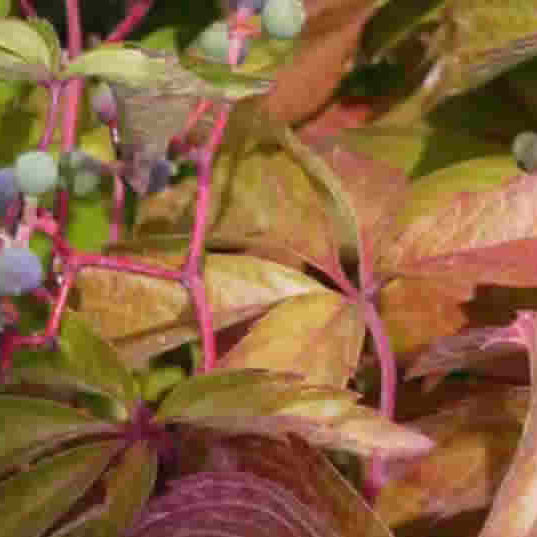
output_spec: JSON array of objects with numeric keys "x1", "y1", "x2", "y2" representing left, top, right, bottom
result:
[
  {"x1": 0, "y1": 247, "x2": 43, "y2": 296},
  {"x1": 262, "y1": 0, "x2": 305, "y2": 39},
  {"x1": 147, "y1": 159, "x2": 177, "y2": 195},
  {"x1": 15, "y1": 151, "x2": 59, "y2": 196},
  {"x1": 512, "y1": 131, "x2": 537, "y2": 173},
  {"x1": 227, "y1": 0, "x2": 266, "y2": 13},
  {"x1": 0, "y1": 168, "x2": 19, "y2": 218}
]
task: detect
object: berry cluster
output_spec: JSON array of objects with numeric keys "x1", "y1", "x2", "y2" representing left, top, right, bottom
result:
[
  {"x1": 196, "y1": 0, "x2": 305, "y2": 65},
  {"x1": 0, "y1": 0, "x2": 306, "y2": 379}
]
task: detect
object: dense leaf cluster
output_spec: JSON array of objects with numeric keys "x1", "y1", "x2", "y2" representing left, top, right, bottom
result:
[{"x1": 1, "y1": 1, "x2": 537, "y2": 537}]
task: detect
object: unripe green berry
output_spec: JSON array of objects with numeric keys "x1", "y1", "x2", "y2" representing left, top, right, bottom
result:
[
  {"x1": 15, "y1": 151, "x2": 59, "y2": 196},
  {"x1": 512, "y1": 131, "x2": 537, "y2": 173},
  {"x1": 195, "y1": 21, "x2": 250, "y2": 64},
  {"x1": 262, "y1": 0, "x2": 305, "y2": 39},
  {"x1": 196, "y1": 21, "x2": 231, "y2": 63}
]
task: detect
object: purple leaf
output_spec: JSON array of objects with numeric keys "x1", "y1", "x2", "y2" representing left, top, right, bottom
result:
[{"x1": 125, "y1": 471, "x2": 339, "y2": 537}]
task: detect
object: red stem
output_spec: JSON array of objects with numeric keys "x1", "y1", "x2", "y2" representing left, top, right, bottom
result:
[
  {"x1": 38, "y1": 82, "x2": 63, "y2": 151},
  {"x1": 56, "y1": 0, "x2": 84, "y2": 232},
  {"x1": 105, "y1": 0, "x2": 155, "y2": 43},
  {"x1": 181, "y1": 105, "x2": 231, "y2": 372},
  {"x1": 19, "y1": 0, "x2": 36, "y2": 17}
]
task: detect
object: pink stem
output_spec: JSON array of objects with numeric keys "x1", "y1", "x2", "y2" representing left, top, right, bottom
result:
[
  {"x1": 185, "y1": 105, "x2": 230, "y2": 271},
  {"x1": 168, "y1": 100, "x2": 214, "y2": 158},
  {"x1": 19, "y1": 0, "x2": 36, "y2": 17},
  {"x1": 38, "y1": 82, "x2": 63, "y2": 151},
  {"x1": 227, "y1": 6, "x2": 261, "y2": 65},
  {"x1": 358, "y1": 230, "x2": 397, "y2": 503},
  {"x1": 73, "y1": 252, "x2": 185, "y2": 281},
  {"x1": 12, "y1": 270, "x2": 77, "y2": 348},
  {"x1": 55, "y1": 0, "x2": 83, "y2": 233},
  {"x1": 182, "y1": 104, "x2": 231, "y2": 372},
  {"x1": 190, "y1": 274, "x2": 217, "y2": 372},
  {"x1": 110, "y1": 173, "x2": 125, "y2": 243},
  {"x1": 105, "y1": 0, "x2": 155, "y2": 43}
]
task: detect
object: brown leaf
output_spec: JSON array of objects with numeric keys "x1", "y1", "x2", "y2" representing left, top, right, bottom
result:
[
  {"x1": 387, "y1": 171, "x2": 537, "y2": 270},
  {"x1": 377, "y1": 386, "x2": 525, "y2": 528},
  {"x1": 261, "y1": 0, "x2": 377, "y2": 123},
  {"x1": 76, "y1": 252, "x2": 325, "y2": 366},
  {"x1": 308, "y1": 137, "x2": 408, "y2": 264},
  {"x1": 137, "y1": 144, "x2": 345, "y2": 282},
  {"x1": 478, "y1": 311, "x2": 537, "y2": 537},
  {"x1": 221, "y1": 292, "x2": 366, "y2": 387},
  {"x1": 380, "y1": 278, "x2": 469, "y2": 354},
  {"x1": 406, "y1": 325, "x2": 526, "y2": 380}
]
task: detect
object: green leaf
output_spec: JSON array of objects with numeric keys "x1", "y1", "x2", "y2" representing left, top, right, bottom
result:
[
  {"x1": 27, "y1": 18, "x2": 61, "y2": 74},
  {"x1": 77, "y1": 252, "x2": 326, "y2": 367},
  {"x1": 157, "y1": 370, "x2": 434, "y2": 458},
  {"x1": 0, "y1": 0, "x2": 10, "y2": 17},
  {"x1": 337, "y1": 125, "x2": 509, "y2": 179},
  {"x1": 142, "y1": 366, "x2": 186, "y2": 402},
  {"x1": 0, "y1": 396, "x2": 113, "y2": 474},
  {"x1": 0, "y1": 17, "x2": 52, "y2": 68},
  {"x1": 0, "y1": 49, "x2": 49, "y2": 82},
  {"x1": 222, "y1": 292, "x2": 366, "y2": 387},
  {"x1": 180, "y1": 55, "x2": 273, "y2": 100},
  {"x1": 62, "y1": 45, "x2": 167, "y2": 87},
  {"x1": 12, "y1": 310, "x2": 137, "y2": 412},
  {"x1": 90, "y1": 442, "x2": 157, "y2": 537},
  {"x1": 0, "y1": 440, "x2": 122, "y2": 537}
]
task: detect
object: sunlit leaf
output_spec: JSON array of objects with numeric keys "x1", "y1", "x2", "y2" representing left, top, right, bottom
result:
[
  {"x1": 221, "y1": 292, "x2": 365, "y2": 387},
  {"x1": 27, "y1": 18, "x2": 61, "y2": 74},
  {"x1": 62, "y1": 45, "x2": 168, "y2": 88},
  {"x1": 0, "y1": 17, "x2": 52, "y2": 68},
  {"x1": 77, "y1": 252, "x2": 325, "y2": 366},
  {"x1": 137, "y1": 139, "x2": 346, "y2": 280},
  {"x1": 157, "y1": 370, "x2": 434, "y2": 458},
  {"x1": 383, "y1": 169, "x2": 537, "y2": 288},
  {"x1": 0, "y1": 440, "x2": 122, "y2": 537}
]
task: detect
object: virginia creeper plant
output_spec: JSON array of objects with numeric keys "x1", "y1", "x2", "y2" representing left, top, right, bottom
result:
[{"x1": 2, "y1": 1, "x2": 537, "y2": 537}]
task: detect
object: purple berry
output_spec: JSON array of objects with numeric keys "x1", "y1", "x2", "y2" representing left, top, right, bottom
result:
[
  {"x1": 227, "y1": 0, "x2": 266, "y2": 13},
  {"x1": 91, "y1": 83, "x2": 118, "y2": 125},
  {"x1": 0, "y1": 168, "x2": 19, "y2": 218},
  {"x1": 147, "y1": 159, "x2": 176, "y2": 195},
  {"x1": 0, "y1": 247, "x2": 43, "y2": 296}
]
